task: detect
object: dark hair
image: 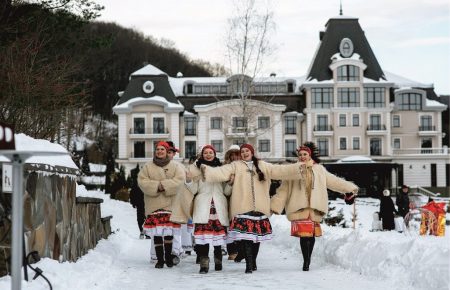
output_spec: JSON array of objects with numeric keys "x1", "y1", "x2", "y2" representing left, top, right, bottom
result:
[
  {"x1": 252, "y1": 156, "x2": 265, "y2": 181},
  {"x1": 302, "y1": 141, "x2": 321, "y2": 164}
]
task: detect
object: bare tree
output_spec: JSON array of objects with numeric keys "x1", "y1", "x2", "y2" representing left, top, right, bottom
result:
[{"x1": 222, "y1": 0, "x2": 277, "y2": 143}]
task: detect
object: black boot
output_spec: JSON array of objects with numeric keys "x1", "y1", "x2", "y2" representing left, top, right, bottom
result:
[
  {"x1": 199, "y1": 257, "x2": 210, "y2": 274},
  {"x1": 154, "y1": 244, "x2": 164, "y2": 269},
  {"x1": 252, "y1": 242, "x2": 260, "y2": 271},
  {"x1": 164, "y1": 240, "x2": 174, "y2": 268},
  {"x1": 244, "y1": 241, "x2": 254, "y2": 274},
  {"x1": 307, "y1": 237, "x2": 315, "y2": 270},
  {"x1": 300, "y1": 238, "x2": 309, "y2": 271},
  {"x1": 213, "y1": 246, "x2": 223, "y2": 271},
  {"x1": 234, "y1": 240, "x2": 245, "y2": 263}
]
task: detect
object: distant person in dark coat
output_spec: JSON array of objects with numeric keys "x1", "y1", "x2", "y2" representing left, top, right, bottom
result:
[
  {"x1": 130, "y1": 164, "x2": 145, "y2": 238},
  {"x1": 396, "y1": 184, "x2": 410, "y2": 218},
  {"x1": 380, "y1": 189, "x2": 397, "y2": 231}
]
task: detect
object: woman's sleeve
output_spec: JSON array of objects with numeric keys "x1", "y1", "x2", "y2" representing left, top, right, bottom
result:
[
  {"x1": 270, "y1": 181, "x2": 289, "y2": 214},
  {"x1": 203, "y1": 163, "x2": 235, "y2": 183},
  {"x1": 137, "y1": 165, "x2": 160, "y2": 197},
  {"x1": 266, "y1": 162, "x2": 302, "y2": 180},
  {"x1": 161, "y1": 164, "x2": 186, "y2": 197},
  {"x1": 324, "y1": 167, "x2": 358, "y2": 193}
]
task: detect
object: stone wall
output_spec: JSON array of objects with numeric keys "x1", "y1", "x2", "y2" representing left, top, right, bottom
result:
[{"x1": 0, "y1": 163, "x2": 112, "y2": 276}]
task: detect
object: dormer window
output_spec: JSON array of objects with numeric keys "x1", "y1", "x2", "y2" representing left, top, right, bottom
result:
[
  {"x1": 398, "y1": 93, "x2": 422, "y2": 110},
  {"x1": 142, "y1": 81, "x2": 154, "y2": 94},
  {"x1": 186, "y1": 84, "x2": 193, "y2": 94},
  {"x1": 337, "y1": 65, "x2": 359, "y2": 81},
  {"x1": 287, "y1": 82, "x2": 294, "y2": 93}
]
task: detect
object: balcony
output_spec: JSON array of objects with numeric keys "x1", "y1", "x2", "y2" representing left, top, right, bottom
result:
[
  {"x1": 366, "y1": 124, "x2": 387, "y2": 136},
  {"x1": 129, "y1": 127, "x2": 170, "y2": 139},
  {"x1": 392, "y1": 147, "x2": 448, "y2": 156},
  {"x1": 418, "y1": 125, "x2": 438, "y2": 136},
  {"x1": 226, "y1": 126, "x2": 256, "y2": 138},
  {"x1": 313, "y1": 125, "x2": 333, "y2": 137}
]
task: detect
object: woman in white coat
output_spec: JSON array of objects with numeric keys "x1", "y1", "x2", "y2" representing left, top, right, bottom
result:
[
  {"x1": 271, "y1": 142, "x2": 358, "y2": 271},
  {"x1": 186, "y1": 145, "x2": 231, "y2": 274},
  {"x1": 201, "y1": 143, "x2": 304, "y2": 274}
]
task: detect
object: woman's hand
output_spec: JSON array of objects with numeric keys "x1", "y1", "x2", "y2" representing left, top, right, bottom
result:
[
  {"x1": 157, "y1": 182, "x2": 164, "y2": 192},
  {"x1": 227, "y1": 174, "x2": 235, "y2": 185}
]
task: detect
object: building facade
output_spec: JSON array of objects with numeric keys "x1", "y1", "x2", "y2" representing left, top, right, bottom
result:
[{"x1": 113, "y1": 15, "x2": 449, "y2": 196}]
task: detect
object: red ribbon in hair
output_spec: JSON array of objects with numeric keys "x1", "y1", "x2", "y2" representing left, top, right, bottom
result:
[
  {"x1": 297, "y1": 146, "x2": 311, "y2": 156},
  {"x1": 156, "y1": 141, "x2": 170, "y2": 150}
]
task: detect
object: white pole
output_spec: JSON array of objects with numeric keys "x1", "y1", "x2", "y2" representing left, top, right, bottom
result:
[{"x1": 11, "y1": 154, "x2": 25, "y2": 290}]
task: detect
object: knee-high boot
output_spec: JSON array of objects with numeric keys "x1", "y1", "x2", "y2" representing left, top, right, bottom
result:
[
  {"x1": 154, "y1": 236, "x2": 164, "y2": 269},
  {"x1": 300, "y1": 238, "x2": 309, "y2": 271},
  {"x1": 252, "y1": 242, "x2": 260, "y2": 271},
  {"x1": 244, "y1": 240, "x2": 254, "y2": 274},
  {"x1": 213, "y1": 246, "x2": 223, "y2": 271},
  {"x1": 307, "y1": 237, "x2": 315, "y2": 270},
  {"x1": 197, "y1": 244, "x2": 209, "y2": 274},
  {"x1": 234, "y1": 240, "x2": 245, "y2": 263},
  {"x1": 164, "y1": 236, "x2": 174, "y2": 268}
]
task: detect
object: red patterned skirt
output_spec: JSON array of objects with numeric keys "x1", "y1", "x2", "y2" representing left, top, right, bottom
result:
[
  {"x1": 291, "y1": 219, "x2": 322, "y2": 238},
  {"x1": 194, "y1": 200, "x2": 227, "y2": 246},
  {"x1": 143, "y1": 209, "x2": 181, "y2": 237},
  {"x1": 228, "y1": 211, "x2": 272, "y2": 242}
]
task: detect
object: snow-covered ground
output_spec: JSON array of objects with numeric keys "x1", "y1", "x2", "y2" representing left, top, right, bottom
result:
[{"x1": 0, "y1": 187, "x2": 448, "y2": 290}]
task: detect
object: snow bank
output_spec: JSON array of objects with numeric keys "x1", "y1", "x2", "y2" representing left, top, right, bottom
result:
[{"x1": 270, "y1": 198, "x2": 449, "y2": 290}]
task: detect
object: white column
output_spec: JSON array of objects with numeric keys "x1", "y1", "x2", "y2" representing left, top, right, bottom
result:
[
  {"x1": 170, "y1": 113, "x2": 180, "y2": 149},
  {"x1": 117, "y1": 114, "x2": 127, "y2": 159},
  {"x1": 273, "y1": 114, "x2": 283, "y2": 158},
  {"x1": 198, "y1": 115, "x2": 207, "y2": 147}
]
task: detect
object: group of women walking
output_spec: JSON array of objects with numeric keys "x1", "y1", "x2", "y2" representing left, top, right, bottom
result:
[{"x1": 137, "y1": 141, "x2": 358, "y2": 273}]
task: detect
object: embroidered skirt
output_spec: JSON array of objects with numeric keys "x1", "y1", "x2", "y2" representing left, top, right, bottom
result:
[
  {"x1": 228, "y1": 211, "x2": 273, "y2": 242},
  {"x1": 143, "y1": 209, "x2": 181, "y2": 237},
  {"x1": 291, "y1": 219, "x2": 322, "y2": 238},
  {"x1": 194, "y1": 200, "x2": 227, "y2": 246}
]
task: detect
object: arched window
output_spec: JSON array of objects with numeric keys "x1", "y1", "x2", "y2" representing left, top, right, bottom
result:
[{"x1": 337, "y1": 65, "x2": 359, "y2": 81}]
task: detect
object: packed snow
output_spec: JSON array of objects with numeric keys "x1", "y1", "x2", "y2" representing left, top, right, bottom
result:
[{"x1": 0, "y1": 186, "x2": 448, "y2": 290}]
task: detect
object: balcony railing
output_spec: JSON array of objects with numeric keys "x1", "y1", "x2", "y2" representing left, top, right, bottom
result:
[
  {"x1": 185, "y1": 129, "x2": 196, "y2": 136},
  {"x1": 392, "y1": 147, "x2": 448, "y2": 155},
  {"x1": 366, "y1": 124, "x2": 386, "y2": 131},
  {"x1": 129, "y1": 128, "x2": 169, "y2": 134},
  {"x1": 419, "y1": 125, "x2": 436, "y2": 131},
  {"x1": 313, "y1": 125, "x2": 333, "y2": 131}
]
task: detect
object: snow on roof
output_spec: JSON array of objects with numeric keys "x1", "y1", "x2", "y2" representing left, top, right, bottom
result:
[
  {"x1": 303, "y1": 78, "x2": 334, "y2": 84},
  {"x1": 89, "y1": 163, "x2": 107, "y2": 173},
  {"x1": 384, "y1": 71, "x2": 433, "y2": 88},
  {"x1": 331, "y1": 52, "x2": 362, "y2": 61},
  {"x1": 113, "y1": 96, "x2": 184, "y2": 110},
  {"x1": 336, "y1": 155, "x2": 375, "y2": 163},
  {"x1": 131, "y1": 64, "x2": 167, "y2": 76},
  {"x1": 0, "y1": 133, "x2": 78, "y2": 169},
  {"x1": 426, "y1": 99, "x2": 448, "y2": 108}
]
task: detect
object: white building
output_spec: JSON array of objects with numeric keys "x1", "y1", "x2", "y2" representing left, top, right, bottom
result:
[{"x1": 113, "y1": 15, "x2": 449, "y2": 197}]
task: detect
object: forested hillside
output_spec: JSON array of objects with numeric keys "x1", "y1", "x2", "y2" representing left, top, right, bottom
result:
[{"x1": 0, "y1": 0, "x2": 220, "y2": 145}]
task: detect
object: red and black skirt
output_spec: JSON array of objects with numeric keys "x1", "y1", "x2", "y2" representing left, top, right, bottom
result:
[
  {"x1": 143, "y1": 209, "x2": 181, "y2": 237},
  {"x1": 228, "y1": 211, "x2": 272, "y2": 242},
  {"x1": 194, "y1": 200, "x2": 227, "y2": 246}
]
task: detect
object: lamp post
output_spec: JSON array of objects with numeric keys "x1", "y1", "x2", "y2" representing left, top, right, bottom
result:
[{"x1": 0, "y1": 123, "x2": 67, "y2": 290}]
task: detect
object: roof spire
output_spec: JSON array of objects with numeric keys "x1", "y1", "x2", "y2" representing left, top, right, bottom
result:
[{"x1": 339, "y1": 0, "x2": 343, "y2": 15}]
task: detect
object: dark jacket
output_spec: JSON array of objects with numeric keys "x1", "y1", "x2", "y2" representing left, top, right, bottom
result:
[
  {"x1": 380, "y1": 196, "x2": 397, "y2": 230},
  {"x1": 396, "y1": 192, "x2": 410, "y2": 218}
]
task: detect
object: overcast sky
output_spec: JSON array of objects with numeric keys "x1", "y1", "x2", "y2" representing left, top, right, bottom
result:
[{"x1": 95, "y1": 0, "x2": 450, "y2": 95}]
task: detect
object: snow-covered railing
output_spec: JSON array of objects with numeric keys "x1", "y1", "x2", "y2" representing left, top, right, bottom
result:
[{"x1": 392, "y1": 147, "x2": 448, "y2": 155}]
